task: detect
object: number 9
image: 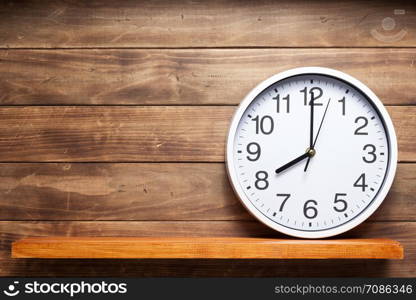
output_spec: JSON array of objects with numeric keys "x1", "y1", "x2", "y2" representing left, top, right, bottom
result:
[{"x1": 246, "y1": 142, "x2": 261, "y2": 161}]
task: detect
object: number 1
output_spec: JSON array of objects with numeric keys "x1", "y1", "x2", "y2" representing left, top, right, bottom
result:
[{"x1": 338, "y1": 96, "x2": 345, "y2": 115}]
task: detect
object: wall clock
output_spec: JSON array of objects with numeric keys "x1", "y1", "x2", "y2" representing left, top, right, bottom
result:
[{"x1": 226, "y1": 67, "x2": 397, "y2": 238}]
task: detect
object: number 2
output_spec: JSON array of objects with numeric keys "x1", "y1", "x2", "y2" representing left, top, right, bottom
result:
[{"x1": 354, "y1": 116, "x2": 368, "y2": 135}]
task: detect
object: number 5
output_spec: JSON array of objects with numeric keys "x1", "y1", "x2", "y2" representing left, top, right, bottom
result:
[{"x1": 333, "y1": 193, "x2": 348, "y2": 212}]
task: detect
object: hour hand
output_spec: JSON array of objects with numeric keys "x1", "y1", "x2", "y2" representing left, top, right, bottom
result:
[{"x1": 275, "y1": 149, "x2": 315, "y2": 174}]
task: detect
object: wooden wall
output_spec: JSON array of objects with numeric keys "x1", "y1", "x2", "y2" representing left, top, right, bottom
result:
[{"x1": 0, "y1": 0, "x2": 415, "y2": 277}]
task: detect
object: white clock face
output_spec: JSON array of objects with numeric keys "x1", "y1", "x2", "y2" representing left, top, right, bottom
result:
[{"x1": 226, "y1": 67, "x2": 397, "y2": 238}]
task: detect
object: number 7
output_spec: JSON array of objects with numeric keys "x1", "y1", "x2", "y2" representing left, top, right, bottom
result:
[{"x1": 277, "y1": 193, "x2": 291, "y2": 211}]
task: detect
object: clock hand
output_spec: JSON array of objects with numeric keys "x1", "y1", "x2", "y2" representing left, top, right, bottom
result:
[
  {"x1": 276, "y1": 90, "x2": 318, "y2": 175},
  {"x1": 304, "y1": 98, "x2": 332, "y2": 172},
  {"x1": 275, "y1": 149, "x2": 315, "y2": 174},
  {"x1": 309, "y1": 89, "x2": 315, "y2": 149}
]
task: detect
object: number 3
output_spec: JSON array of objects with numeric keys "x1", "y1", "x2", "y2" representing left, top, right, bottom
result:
[{"x1": 362, "y1": 144, "x2": 377, "y2": 163}]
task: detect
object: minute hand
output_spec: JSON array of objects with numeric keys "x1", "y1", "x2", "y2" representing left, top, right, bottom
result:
[
  {"x1": 304, "y1": 98, "x2": 331, "y2": 172},
  {"x1": 309, "y1": 89, "x2": 314, "y2": 149}
]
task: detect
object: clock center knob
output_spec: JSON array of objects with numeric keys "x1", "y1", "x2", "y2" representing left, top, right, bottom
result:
[{"x1": 306, "y1": 147, "x2": 316, "y2": 157}]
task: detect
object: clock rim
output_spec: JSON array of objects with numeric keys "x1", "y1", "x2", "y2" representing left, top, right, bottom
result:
[{"x1": 225, "y1": 67, "x2": 398, "y2": 239}]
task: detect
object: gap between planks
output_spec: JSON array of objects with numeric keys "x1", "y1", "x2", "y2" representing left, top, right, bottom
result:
[{"x1": 2, "y1": 47, "x2": 416, "y2": 50}]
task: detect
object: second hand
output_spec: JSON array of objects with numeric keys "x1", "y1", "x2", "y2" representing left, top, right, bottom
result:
[{"x1": 304, "y1": 98, "x2": 332, "y2": 172}]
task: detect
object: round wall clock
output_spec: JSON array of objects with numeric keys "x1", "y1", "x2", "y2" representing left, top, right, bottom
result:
[{"x1": 226, "y1": 67, "x2": 397, "y2": 238}]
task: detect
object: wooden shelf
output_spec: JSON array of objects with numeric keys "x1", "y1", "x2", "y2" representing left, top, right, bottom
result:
[{"x1": 12, "y1": 237, "x2": 403, "y2": 259}]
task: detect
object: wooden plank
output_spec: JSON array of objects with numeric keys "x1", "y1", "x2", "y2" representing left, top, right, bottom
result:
[
  {"x1": 0, "y1": 163, "x2": 414, "y2": 221},
  {"x1": 0, "y1": 0, "x2": 415, "y2": 48},
  {"x1": 0, "y1": 106, "x2": 414, "y2": 162},
  {"x1": 11, "y1": 237, "x2": 403, "y2": 259},
  {"x1": 1, "y1": 49, "x2": 415, "y2": 105},
  {"x1": 3, "y1": 221, "x2": 412, "y2": 253},
  {"x1": 0, "y1": 221, "x2": 415, "y2": 276}
]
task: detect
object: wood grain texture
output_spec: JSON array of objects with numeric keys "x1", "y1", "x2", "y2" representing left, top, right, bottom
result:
[
  {"x1": 0, "y1": 0, "x2": 415, "y2": 279},
  {"x1": 0, "y1": 163, "x2": 414, "y2": 221},
  {"x1": 0, "y1": 221, "x2": 415, "y2": 276},
  {"x1": 11, "y1": 237, "x2": 403, "y2": 259},
  {"x1": 1, "y1": 49, "x2": 415, "y2": 105},
  {"x1": 0, "y1": 106, "x2": 414, "y2": 162},
  {"x1": 0, "y1": 0, "x2": 415, "y2": 48}
]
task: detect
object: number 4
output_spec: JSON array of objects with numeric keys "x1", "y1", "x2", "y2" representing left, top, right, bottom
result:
[{"x1": 353, "y1": 173, "x2": 368, "y2": 191}]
